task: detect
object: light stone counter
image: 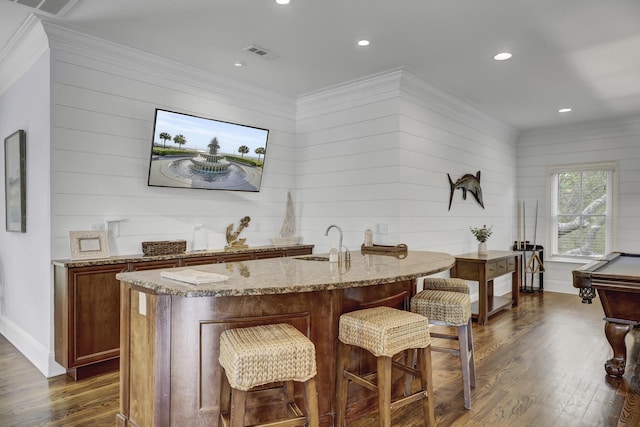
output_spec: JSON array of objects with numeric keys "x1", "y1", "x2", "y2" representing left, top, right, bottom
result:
[
  {"x1": 52, "y1": 244, "x2": 314, "y2": 268},
  {"x1": 116, "y1": 250, "x2": 455, "y2": 297}
]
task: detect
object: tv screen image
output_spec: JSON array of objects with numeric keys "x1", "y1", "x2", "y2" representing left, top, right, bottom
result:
[{"x1": 147, "y1": 109, "x2": 269, "y2": 192}]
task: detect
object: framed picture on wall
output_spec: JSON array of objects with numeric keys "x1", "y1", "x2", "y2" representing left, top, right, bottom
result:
[
  {"x1": 4, "y1": 129, "x2": 26, "y2": 232},
  {"x1": 69, "y1": 230, "x2": 110, "y2": 260}
]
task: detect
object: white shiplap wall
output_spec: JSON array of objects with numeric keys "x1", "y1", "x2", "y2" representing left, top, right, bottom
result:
[
  {"x1": 517, "y1": 115, "x2": 640, "y2": 293},
  {"x1": 2, "y1": 22, "x2": 525, "y2": 377},
  {"x1": 0, "y1": 49, "x2": 54, "y2": 376},
  {"x1": 46, "y1": 22, "x2": 299, "y2": 259},
  {"x1": 296, "y1": 68, "x2": 519, "y2": 297}
]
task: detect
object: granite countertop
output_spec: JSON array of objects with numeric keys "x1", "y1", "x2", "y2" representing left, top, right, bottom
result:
[
  {"x1": 116, "y1": 250, "x2": 455, "y2": 297},
  {"x1": 51, "y1": 244, "x2": 315, "y2": 267}
]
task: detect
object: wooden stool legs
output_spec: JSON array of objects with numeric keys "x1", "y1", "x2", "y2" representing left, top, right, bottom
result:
[
  {"x1": 406, "y1": 318, "x2": 476, "y2": 410},
  {"x1": 219, "y1": 375, "x2": 320, "y2": 427},
  {"x1": 336, "y1": 341, "x2": 435, "y2": 427},
  {"x1": 303, "y1": 379, "x2": 320, "y2": 427},
  {"x1": 418, "y1": 347, "x2": 436, "y2": 427},
  {"x1": 335, "y1": 341, "x2": 350, "y2": 427},
  {"x1": 457, "y1": 320, "x2": 476, "y2": 408}
]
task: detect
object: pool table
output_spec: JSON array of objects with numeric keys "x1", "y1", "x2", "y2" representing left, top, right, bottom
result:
[{"x1": 573, "y1": 252, "x2": 640, "y2": 377}]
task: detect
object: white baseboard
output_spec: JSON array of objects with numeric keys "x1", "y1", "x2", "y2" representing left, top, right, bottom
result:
[{"x1": 0, "y1": 315, "x2": 65, "y2": 378}]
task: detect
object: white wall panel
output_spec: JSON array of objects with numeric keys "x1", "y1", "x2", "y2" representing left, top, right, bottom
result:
[
  {"x1": 48, "y1": 27, "x2": 297, "y2": 259},
  {"x1": 296, "y1": 69, "x2": 519, "y2": 298},
  {"x1": 0, "y1": 51, "x2": 60, "y2": 377},
  {"x1": 517, "y1": 115, "x2": 640, "y2": 294}
]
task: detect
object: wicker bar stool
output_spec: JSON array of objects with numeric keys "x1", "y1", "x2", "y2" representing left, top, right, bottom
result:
[
  {"x1": 218, "y1": 323, "x2": 320, "y2": 427},
  {"x1": 408, "y1": 277, "x2": 476, "y2": 409},
  {"x1": 336, "y1": 306, "x2": 435, "y2": 427}
]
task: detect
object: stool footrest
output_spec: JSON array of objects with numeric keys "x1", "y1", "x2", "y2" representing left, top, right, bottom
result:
[
  {"x1": 221, "y1": 414, "x2": 307, "y2": 427},
  {"x1": 392, "y1": 360, "x2": 421, "y2": 377},
  {"x1": 219, "y1": 393, "x2": 310, "y2": 427},
  {"x1": 430, "y1": 331, "x2": 459, "y2": 340},
  {"x1": 343, "y1": 370, "x2": 378, "y2": 392},
  {"x1": 431, "y1": 346, "x2": 461, "y2": 356},
  {"x1": 390, "y1": 391, "x2": 428, "y2": 411}
]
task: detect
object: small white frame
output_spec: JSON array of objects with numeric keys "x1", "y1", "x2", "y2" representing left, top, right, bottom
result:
[{"x1": 69, "y1": 230, "x2": 110, "y2": 260}]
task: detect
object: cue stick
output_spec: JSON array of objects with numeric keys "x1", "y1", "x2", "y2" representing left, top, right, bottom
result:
[
  {"x1": 517, "y1": 201, "x2": 521, "y2": 250},
  {"x1": 522, "y1": 201, "x2": 527, "y2": 290},
  {"x1": 526, "y1": 200, "x2": 546, "y2": 288}
]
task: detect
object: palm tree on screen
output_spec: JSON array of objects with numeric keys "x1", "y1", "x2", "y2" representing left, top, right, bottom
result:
[
  {"x1": 238, "y1": 145, "x2": 249, "y2": 157},
  {"x1": 255, "y1": 147, "x2": 265, "y2": 161},
  {"x1": 159, "y1": 132, "x2": 171, "y2": 148},
  {"x1": 173, "y1": 134, "x2": 186, "y2": 150}
]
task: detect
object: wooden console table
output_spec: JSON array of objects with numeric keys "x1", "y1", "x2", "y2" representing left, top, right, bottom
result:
[{"x1": 451, "y1": 250, "x2": 522, "y2": 325}]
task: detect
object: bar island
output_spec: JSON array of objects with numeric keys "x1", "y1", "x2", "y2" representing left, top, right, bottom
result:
[{"x1": 115, "y1": 250, "x2": 455, "y2": 427}]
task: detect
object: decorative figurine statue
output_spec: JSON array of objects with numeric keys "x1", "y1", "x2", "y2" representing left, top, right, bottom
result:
[{"x1": 225, "y1": 216, "x2": 250, "y2": 249}]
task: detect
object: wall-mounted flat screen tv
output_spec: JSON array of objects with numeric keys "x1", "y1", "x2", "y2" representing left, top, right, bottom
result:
[{"x1": 147, "y1": 109, "x2": 269, "y2": 192}]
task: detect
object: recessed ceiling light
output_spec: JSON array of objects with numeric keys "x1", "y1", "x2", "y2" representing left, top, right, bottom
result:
[
  {"x1": 234, "y1": 61, "x2": 245, "y2": 67},
  {"x1": 358, "y1": 40, "x2": 370, "y2": 47},
  {"x1": 558, "y1": 108, "x2": 572, "y2": 113},
  {"x1": 275, "y1": 0, "x2": 290, "y2": 4},
  {"x1": 494, "y1": 52, "x2": 512, "y2": 61}
]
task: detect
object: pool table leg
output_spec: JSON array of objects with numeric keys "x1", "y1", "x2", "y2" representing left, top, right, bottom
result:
[{"x1": 604, "y1": 320, "x2": 631, "y2": 377}]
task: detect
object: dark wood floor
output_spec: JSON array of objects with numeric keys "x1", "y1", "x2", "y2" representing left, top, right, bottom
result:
[{"x1": 0, "y1": 292, "x2": 638, "y2": 426}]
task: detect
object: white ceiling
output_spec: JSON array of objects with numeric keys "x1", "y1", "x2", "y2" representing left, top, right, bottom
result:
[{"x1": 2, "y1": 0, "x2": 640, "y2": 130}]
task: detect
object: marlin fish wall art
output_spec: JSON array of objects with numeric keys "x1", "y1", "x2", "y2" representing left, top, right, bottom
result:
[{"x1": 447, "y1": 171, "x2": 485, "y2": 210}]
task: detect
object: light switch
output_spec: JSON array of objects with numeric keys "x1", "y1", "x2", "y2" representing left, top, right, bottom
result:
[{"x1": 138, "y1": 292, "x2": 147, "y2": 316}]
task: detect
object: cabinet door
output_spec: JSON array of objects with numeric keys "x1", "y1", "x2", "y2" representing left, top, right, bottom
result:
[{"x1": 69, "y1": 264, "x2": 126, "y2": 367}]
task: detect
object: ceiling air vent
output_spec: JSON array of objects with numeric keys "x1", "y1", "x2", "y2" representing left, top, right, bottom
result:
[
  {"x1": 243, "y1": 44, "x2": 279, "y2": 60},
  {"x1": 10, "y1": 0, "x2": 79, "y2": 17}
]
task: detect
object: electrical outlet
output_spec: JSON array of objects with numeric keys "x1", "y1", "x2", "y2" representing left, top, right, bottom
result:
[{"x1": 375, "y1": 223, "x2": 388, "y2": 235}]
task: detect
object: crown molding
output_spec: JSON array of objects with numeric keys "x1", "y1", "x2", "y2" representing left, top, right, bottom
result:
[
  {"x1": 399, "y1": 69, "x2": 516, "y2": 139},
  {"x1": 40, "y1": 21, "x2": 295, "y2": 116},
  {"x1": 296, "y1": 67, "x2": 404, "y2": 119},
  {"x1": 0, "y1": 13, "x2": 49, "y2": 95}
]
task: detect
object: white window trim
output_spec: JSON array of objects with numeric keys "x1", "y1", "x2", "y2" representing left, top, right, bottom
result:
[{"x1": 545, "y1": 161, "x2": 618, "y2": 263}]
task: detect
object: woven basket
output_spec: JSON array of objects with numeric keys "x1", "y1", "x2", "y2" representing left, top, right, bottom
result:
[{"x1": 142, "y1": 240, "x2": 186, "y2": 256}]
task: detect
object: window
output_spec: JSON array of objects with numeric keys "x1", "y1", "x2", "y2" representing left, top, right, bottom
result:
[{"x1": 547, "y1": 162, "x2": 616, "y2": 260}]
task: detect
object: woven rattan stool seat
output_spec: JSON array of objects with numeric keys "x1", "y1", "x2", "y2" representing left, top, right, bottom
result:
[
  {"x1": 219, "y1": 323, "x2": 317, "y2": 392},
  {"x1": 423, "y1": 277, "x2": 469, "y2": 294},
  {"x1": 412, "y1": 289, "x2": 471, "y2": 326},
  {"x1": 339, "y1": 306, "x2": 431, "y2": 357}
]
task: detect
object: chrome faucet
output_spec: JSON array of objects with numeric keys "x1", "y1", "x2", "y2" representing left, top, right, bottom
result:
[{"x1": 325, "y1": 224, "x2": 351, "y2": 263}]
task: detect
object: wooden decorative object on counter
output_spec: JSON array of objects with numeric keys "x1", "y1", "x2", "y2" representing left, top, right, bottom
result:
[
  {"x1": 141, "y1": 240, "x2": 187, "y2": 256},
  {"x1": 225, "y1": 216, "x2": 251, "y2": 250},
  {"x1": 361, "y1": 243, "x2": 408, "y2": 258}
]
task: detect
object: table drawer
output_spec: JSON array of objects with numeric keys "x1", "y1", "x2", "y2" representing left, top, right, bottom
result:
[
  {"x1": 496, "y1": 259, "x2": 508, "y2": 275},
  {"x1": 487, "y1": 260, "x2": 509, "y2": 280},
  {"x1": 507, "y1": 257, "x2": 516, "y2": 272},
  {"x1": 487, "y1": 262, "x2": 497, "y2": 279}
]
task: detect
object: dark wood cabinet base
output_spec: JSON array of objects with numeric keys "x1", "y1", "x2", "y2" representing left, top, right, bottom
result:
[
  {"x1": 53, "y1": 245, "x2": 313, "y2": 380},
  {"x1": 66, "y1": 358, "x2": 119, "y2": 381},
  {"x1": 118, "y1": 280, "x2": 416, "y2": 426}
]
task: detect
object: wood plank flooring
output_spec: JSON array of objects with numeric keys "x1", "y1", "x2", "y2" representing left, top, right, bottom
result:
[{"x1": 0, "y1": 292, "x2": 638, "y2": 426}]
